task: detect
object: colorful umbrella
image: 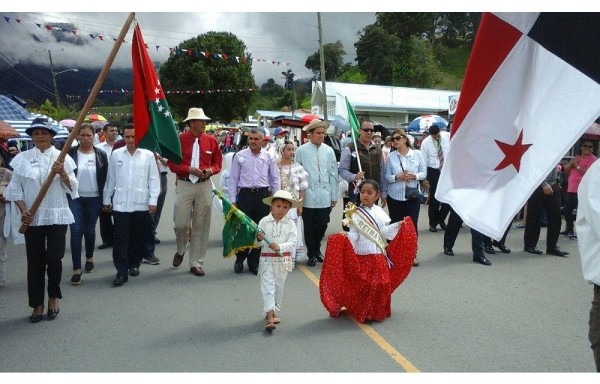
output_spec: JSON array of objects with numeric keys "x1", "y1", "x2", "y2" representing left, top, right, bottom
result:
[
  {"x1": 84, "y1": 114, "x2": 107, "y2": 122},
  {"x1": 59, "y1": 119, "x2": 77, "y2": 128},
  {"x1": 0, "y1": 121, "x2": 20, "y2": 139},
  {"x1": 300, "y1": 114, "x2": 321, "y2": 122},
  {"x1": 406, "y1": 115, "x2": 448, "y2": 132}
]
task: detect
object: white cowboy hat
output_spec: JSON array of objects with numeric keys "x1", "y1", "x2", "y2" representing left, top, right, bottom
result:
[
  {"x1": 183, "y1": 108, "x2": 211, "y2": 122},
  {"x1": 303, "y1": 119, "x2": 329, "y2": 132},
  {"x1": 262, "y1": 190, "x2": 301, "y2": 209}
]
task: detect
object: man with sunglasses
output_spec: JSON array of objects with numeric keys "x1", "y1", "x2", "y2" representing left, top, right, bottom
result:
[{"x1": 339, "y1": 119, "x2": 386, "y2": 209}]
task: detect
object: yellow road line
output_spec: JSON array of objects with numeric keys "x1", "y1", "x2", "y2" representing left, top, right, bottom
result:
[{"x1": 297, "y1": 264, "x2": 420, "y2": 373}]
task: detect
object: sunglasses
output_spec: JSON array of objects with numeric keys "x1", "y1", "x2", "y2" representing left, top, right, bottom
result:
[
  {"x1": 392, "y1": 136, "x2": 404, "y2": 141},
  {"x1": 581, "y1": 145, "x2": 593, "y2": 148},
  {"x1": 361, "y1": 128, "x2": 374, "y2": 132}
]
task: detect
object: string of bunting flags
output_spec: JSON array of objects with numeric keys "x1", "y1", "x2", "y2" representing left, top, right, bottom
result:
[
  {"x1": 92, "y1": 88, "x2": 258, "y2": 94},
  {"x1": 2, "y1": 14, "x2": 293, "y2": 67}
]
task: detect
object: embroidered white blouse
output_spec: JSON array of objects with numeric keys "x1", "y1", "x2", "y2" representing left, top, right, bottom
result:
[
  {"x1": 256, "y1": 213, "x2": 298, "y2": 271},
  {"x1": 5, "y1": 146, "x2": 78, "y2": 226},
  {"x1": 348, "y1": 204, "x2": 399, "y2": 255}
]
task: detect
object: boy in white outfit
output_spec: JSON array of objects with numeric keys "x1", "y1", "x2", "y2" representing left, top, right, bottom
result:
[{"x1": 256, "y1": 190, "x2": 299, "y2": 331}]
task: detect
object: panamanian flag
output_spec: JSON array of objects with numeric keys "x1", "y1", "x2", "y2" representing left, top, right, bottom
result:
[{"x1": 437, "y1": 13, "x2": 600, "y2": 240}]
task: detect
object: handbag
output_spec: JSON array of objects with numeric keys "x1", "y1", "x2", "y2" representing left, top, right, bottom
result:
[{"x1": 398, "y1": 155, "x2": 420, "y2": 200}]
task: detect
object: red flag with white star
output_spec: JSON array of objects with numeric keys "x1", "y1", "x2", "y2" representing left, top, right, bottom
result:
[
  {"x1": 132, "y1": 23, "x2": 182, "y2": 164},
  {"x1": 437, "y1": 13, "x2": 600, "y2": 239}
]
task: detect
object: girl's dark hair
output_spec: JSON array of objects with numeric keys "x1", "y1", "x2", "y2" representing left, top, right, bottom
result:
[{"x1": 358, "y1": 179, "x2": 380, "y2": 193}]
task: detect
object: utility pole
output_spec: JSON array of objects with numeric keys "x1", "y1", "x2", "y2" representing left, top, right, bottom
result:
[
  {"x1": 317, "y1": 12, "x2": 328, "y2": 121},
  {"x1": 48, "y1": 50, "x2": 61, "y2": 108}
]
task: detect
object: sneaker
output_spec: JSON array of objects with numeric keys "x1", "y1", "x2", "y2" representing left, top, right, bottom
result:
[
  {"x1": 84, "y1": 261, "x2": 94, "y2": 273},
  {"x1": 560, "y1": 231, "x2": 574, "y2": 237},
  {"x1": 142, "y1": 255, "x2": 161, "y2": 265},
  {"x1": 70, "y1": 273, "x2": 82, "y2": 285}
]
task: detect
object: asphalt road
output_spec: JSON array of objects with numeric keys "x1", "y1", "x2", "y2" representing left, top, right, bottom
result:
[{"x1": 0, "y1": 173, "x2": 595, "y2": 374}]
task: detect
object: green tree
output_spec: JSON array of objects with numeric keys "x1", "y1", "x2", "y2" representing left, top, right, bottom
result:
[
  {"x1": 354, "y1": 24, "x2": 401, "y2": 85},
  {"x1": 158, "y1": 31, "x2": 257, "y2": 122},
  {"x1": 33, "y1": 99, "x2": 72, "y2": 121},
  {"x1": 304, "y1": 41, "x2": 346, "y2": 81},
  {"x1": 260, "y1": 78, "x2": 284, "y2": 97},
  {"x1": 337, "y1": 65, "x2": 368, "y2": 84},
  {"x1": 391, "y1": 36, "x2": 441, "y2": 88}
]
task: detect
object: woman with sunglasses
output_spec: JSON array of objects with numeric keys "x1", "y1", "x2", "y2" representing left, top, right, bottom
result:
[
  {"x1": 382, "y1": 129, "x2": 426, "y2": 266},
  {"x1": 561, "y1": 140, "x2": 597, "y2": 239}
]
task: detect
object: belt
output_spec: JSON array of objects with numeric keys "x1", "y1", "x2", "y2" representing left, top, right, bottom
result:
[
  {"x1": 240, "y1": 187, "x2": 269, "y2": 193},
  {"x1": 261, "y1": 252, "x2": 291, "y2": 257},
  {"x1": 177, "y1": 176, "x2": 206, "y2": 183}
]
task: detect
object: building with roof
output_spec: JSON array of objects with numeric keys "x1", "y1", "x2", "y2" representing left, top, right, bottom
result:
[{"x1": 310, "y1": 81, "x2": 460, "y2": 130}]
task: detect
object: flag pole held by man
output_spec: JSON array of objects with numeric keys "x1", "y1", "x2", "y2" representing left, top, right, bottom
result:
[
  {"x1": 436, "y1": 12, "x2": 600, "y2": 240},
  {"x1": 132, "y1": 23, "x2": 182, "y2": 164}
]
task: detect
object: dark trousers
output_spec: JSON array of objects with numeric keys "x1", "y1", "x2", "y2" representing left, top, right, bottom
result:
[
  {"x1": 427, "y1": 167, "x2": 450, "y2": 227},
  {"x1": 151, "y1": 172, "x2": 168, "y2": 233},
  {"x1": 386, "y1": 195, "x2": 421, "y2": 236},
  {"x1": 443, "y1": 208, "x2": 484, "y2": 257},
  {"x1": 302, "y1": 206, "x2": 332, "y2": 260},
  {"x1": 24, "y1": 225, "x2": 67, "y2": 308},
  {"x1": 99, "y1": 210, "x2": 114, "y2": 245},
  {"x1": 483, "y1": 225, "x2": 511, "y2": 247},
  {"x1": 235, "y1": 188, "x2": 270, "y2": 269},
  {"x1": 562, "y1": 191, "x2": 577, "y2": 233},
  {"x1": 112, "y1": 211, "x2": 150, "y2": 278},
  {"x1": 590, "y1": 284, "x2": 600, "y2": 372},
  {"x1": 68, "y1": 196, "x2": 102, "y2": 270},
  {"x1": 524, "y1": 184, "x2": 561, "y2": 250}
]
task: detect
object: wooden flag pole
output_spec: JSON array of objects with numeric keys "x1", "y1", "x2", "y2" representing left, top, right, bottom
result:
[{"x1": 19, "y1": 12, "x2": 136, "y2": 234}]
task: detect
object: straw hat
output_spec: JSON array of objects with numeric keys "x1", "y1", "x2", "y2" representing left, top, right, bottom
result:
[
  {"x1": 183, "y1": 108, "x2": 211, "y2": 122},
  {"x1": 303, "y1": 119, "x2": 329, "y2": 132},
  {"x1": 262, "y1": 190, "x2": 301, "y2": 209}
]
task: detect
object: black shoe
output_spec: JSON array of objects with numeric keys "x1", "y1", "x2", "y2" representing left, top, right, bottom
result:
[
  {"x1": 307, "y1": 257, "x2": 317, "y2": 267},
  {"x1": 249, "y1": 266, "x2": 258, "y2": 275},
  {"x1": 47, "y1": 308, "x2": 60, "y2": 321},
  {"x1": 70, "y1": 273, "x2": 82, "y2": 285},
  {"x1": 84, "y1": 260, "x2": 94, "y2": 273},
  {"x1": 525, "y1": 247, "x2": 543, "y2": 255},
  {"x1": 439, "y1": 221, "x2": 447, "y2": 230},
  {"x1": 128, "y1": 267, "x2": 140, "y2": 277},
  {"x1": 546, "y1": 247, "x2": 569, "y2": 257},
  {"x1": 484, "y1": 245, "x2": 496, "y2": 254},
  {"x1": 428, "y1": 226, "x2": 438, "y2": 233},
  {"x1": 494, "y1": 242, "x2": 511, "y2": 254},
  {"x1": 154, "y1": 236, "x2": 161, "y2": 244},
  {"x1": 98, "y1": 243, "x2": 112, "y2": 250},
  {"x1": 113, "y1": 275, "x2": 128, "y2": 286},
  {"x1": 234, "y1": 260, "x2": 244, "y2": 274},
  {"x1": 473, "y1": 255, "x2": 492, "y2": 266},
  {"x1": 443, "y1": 248, "x2": 454, "y2": 256},
  {"x1": 314, "y1": 253, "x2": 324, "y2": 262}
]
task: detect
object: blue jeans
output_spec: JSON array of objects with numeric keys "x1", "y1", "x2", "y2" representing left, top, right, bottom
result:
[{"x1": 68, "y1": 196, "x2": 102, "y2": 270}]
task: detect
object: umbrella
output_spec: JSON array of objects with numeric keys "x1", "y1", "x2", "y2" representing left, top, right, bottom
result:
[
  {"x1": 406, "y1": 115, "x2": 448, "y2": 132},
  {"x1": 59, "y1": 119, "x2": 77, "y2": 128},
  {"x1": 84, "y1": 114, "x2": 107, "y2": 122},
  {"x1": 300, "y1": 114, "x2": 321, "y2": 122},
  {"x1": 0, "y1": 121, "x2": 19, "y2": 139},
  {"x1": 331, "y1": 118, "x2": 350, "y2": 133},
  {"x1": 0, "y1": 94, "x2": 33, "y2": 121},
  {"x1": 372, "y1": 121, "x2": 392, "y2": 138}
]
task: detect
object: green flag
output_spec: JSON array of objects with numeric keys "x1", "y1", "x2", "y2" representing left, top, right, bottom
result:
[
  {"x1": 213, "y1": 189, "x2": 259, "y2": 258},
  {"x1": 132, "y1": 23, "x2": 182, "y2": 164},
  {"x1": 345, "y1": 96, "x2": 360, "y2": 141}
]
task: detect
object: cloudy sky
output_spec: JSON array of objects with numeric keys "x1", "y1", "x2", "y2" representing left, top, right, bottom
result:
[{"x1": 0, "y1": 10, "x2": 377, "y2": 87}]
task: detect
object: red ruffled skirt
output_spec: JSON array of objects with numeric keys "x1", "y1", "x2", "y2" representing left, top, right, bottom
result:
[{"x1": 319, "y1": 217, "x2": 417, "y2": 323}]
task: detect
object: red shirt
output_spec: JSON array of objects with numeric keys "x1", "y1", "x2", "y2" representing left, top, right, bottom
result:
[{"x1": 168, "y1": 131, "x2": 222, "y2": 178}]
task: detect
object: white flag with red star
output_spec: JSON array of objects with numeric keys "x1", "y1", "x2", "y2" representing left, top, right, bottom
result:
[{"x1": 437, "y1": 12, "x2": 600, "y2": 239}]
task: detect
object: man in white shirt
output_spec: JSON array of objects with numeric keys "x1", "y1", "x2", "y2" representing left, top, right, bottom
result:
[
  {"x1": 419, "y1": 124, "x2": 451, "y2": 232},
  {"x1": 102, "y1": 124, "x2": 160, "y2": 286},
  {"x1": 575, "y1": 158, "x2": 600, "y2": 371},
  {"x1": 95, "y1": 122, "x2": 119, "y2": 250}
]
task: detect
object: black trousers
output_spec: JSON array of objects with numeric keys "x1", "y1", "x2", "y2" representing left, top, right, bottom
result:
[
  {"x1": 235, "y1": 188, "x2": 270, "y2": 269},
  {"x1": 99, "y1": 210, "x2": 114, "y2": 245},
  {"x1": 524, "y1": 184, "x2": 561, "y2": 250},
  {"x1": 426, "y1": 167, "x2": 450, "y2": 227},
  {"x1": 443, "y1": 208, "x2": 484, "y2": 257},
  {"x1": 562, "y1": 191, "x2": 577, "y2": 233},
  {"x1": 24, "y1": 225, "x2": 67, "y2": 308},
  {"x1": 151, "y1": 172, "x2": 168, "y2": 233},
  {"x1": 483, "y1": 225, "x2": 511, "y2": 247},
  {"x1": 386, "y1": 195, "x2": 421, "y2": 237},
  {"x1": 302, "y1": 206, "x2": 332, "y2": 260},
  {"x1": 112, "y1": 211, "x2": 150, "y2": 278}
]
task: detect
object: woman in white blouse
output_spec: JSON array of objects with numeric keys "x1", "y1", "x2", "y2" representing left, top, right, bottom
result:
[
  {"x1": 5, "y1": 117, "x2": 78, "y2": 323},
  {"x1": 382, "y1": 129, "x2": 426, "y2": 266}
]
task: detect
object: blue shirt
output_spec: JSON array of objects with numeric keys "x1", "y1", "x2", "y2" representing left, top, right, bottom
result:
[
  {"x1": 383, "y1": 149, "x2": 426, "y2": 201},
  {"x1": 295, "y1": 142, "x2": 338, "y2": 208}
]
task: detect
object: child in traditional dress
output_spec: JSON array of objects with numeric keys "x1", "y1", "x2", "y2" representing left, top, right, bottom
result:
[
  {"x1": 256, "y1": 190, "x2": 299, "y2": 331},
  {"x1": 320, "y1": 179, "x2": 417, "y2": 323}
]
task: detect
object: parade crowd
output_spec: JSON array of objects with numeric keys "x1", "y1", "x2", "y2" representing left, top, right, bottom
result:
[{"x1": 0, "y1": 108, "x2": 598, "y2": 368}]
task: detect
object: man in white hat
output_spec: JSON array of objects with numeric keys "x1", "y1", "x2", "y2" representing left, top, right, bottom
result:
[
  {"x1": 294, "y1": 119, "x2": 338, "y2": 266},
  {"x1": 167, "y1": 108, "x2": 222, "y2": 277}
]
